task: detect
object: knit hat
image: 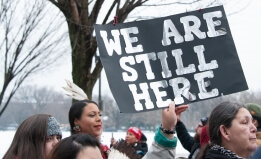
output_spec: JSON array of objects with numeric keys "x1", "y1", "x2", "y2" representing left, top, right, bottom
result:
[
  {"x1": 200, "y1": 117, "x2": 208, "y2": 126},
  {"x1": 47, "y1": 117, "x2": 62, "y2": 136},
  {"x1": 127, "y1": 127, "x2": 142, "y2": 141},
  {"x1": 247, "y1": 103, "x2": 261, "y2": 129}
]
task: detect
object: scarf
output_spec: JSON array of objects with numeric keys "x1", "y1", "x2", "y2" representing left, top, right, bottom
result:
[
  {"x1": 211, "y1": 144, "x2": 244, "y2": 159},
  {"x1": 100, "y1": 144, "x2": 110, "y2": 159}
]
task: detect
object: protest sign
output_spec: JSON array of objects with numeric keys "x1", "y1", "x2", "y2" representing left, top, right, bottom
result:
[{"x1": 94, "y1": 5, "x2": 248, "y2": 113}]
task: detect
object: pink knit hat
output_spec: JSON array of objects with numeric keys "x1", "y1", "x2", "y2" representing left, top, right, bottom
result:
[{"x1": 127, "y1": 127, "x2": 142, "y2": 141}]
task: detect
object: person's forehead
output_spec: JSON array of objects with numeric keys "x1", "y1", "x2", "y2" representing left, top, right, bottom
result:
[
  {"x1": 83, "y1": 103, "x2": 99, "y2": 112},
  {"x1": 235, "y1": 108, "x2": 252, "y2": 119},
  {"x1": 127, "y1": 131, "x2": 134, "y2": 135}
]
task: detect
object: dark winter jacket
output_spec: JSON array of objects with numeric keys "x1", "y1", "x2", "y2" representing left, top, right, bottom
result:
[
  {"x1": 135, "y1": 142, "x2": 148, "y2": 157},
  {"x1": 204, "y1": 149, "x2": 232, "y2": 159},
  {"x1": 202, "y1": 144, "x2": 246, "y2": 159},
  {"x1": 176, "y1": 121, "x2": 200, "y2": 159}
]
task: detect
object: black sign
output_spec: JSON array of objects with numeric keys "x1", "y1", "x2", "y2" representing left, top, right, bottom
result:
[{"x1": 94, "y1": 5, "x2": 248, "y2": 113}]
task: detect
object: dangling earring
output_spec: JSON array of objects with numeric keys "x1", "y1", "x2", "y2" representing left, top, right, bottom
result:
[
  {"x1": 134, "y1": 141, "x2": 138, "y2": 147},
  {"x1": 73, "y1": 124, "x2": 81, "y2": 132}
]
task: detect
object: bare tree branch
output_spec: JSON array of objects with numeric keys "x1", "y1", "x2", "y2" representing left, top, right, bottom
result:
[
  {"x1": 0, "y1": 0, "x2": 69, "y2": 116},
  {"x1": 89, "y1": 0, "x2": 105, "y2": 24},
  {"x1": 101, "y1": 1, "x2": 117, "y2": 25}
]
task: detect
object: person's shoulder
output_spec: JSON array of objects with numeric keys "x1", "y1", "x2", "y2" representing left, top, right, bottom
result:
[
  {"x1": 252, "y1": 146, "x2": 261, "y2": 159},
  {"x1": 204, "y1": 149, "x2": 230, "y2": 159}
]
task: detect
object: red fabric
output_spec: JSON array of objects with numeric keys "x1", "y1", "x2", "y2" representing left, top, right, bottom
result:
[
  {"x1": 100, "y1": 144, "x2": 110, "y2": 159},
  {"x1": 200, "y1": 125, "x2": 210, "y2": 148},
  {"x1": 127, "y1": 127, "x2": 142, "y2": 141}
]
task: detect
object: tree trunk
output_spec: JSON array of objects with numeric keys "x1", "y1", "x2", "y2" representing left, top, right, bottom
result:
[
  {"x1": 61, "y1": 0, "x2": 103, "y2": 101},
  {"x1": 68, "y1": 21, "x2": 102, "y2": 100}
]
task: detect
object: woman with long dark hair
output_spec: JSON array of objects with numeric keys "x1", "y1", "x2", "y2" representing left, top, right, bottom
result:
[{"x1": 3, "y1": 114, "x2": 62, "y2": 159}]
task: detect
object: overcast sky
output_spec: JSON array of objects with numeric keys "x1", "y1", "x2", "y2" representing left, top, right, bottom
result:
[
  {"x1": 227, "y1": 0, "x2": 261, "y2": 92},
  {"x1": 25, "y1": 0, "x2": 261, "y2": 97}
]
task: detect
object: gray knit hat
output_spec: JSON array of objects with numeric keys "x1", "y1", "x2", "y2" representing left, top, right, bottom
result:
[{"x1": 47, "y1": 117, "x2": 62, "y2": 136}]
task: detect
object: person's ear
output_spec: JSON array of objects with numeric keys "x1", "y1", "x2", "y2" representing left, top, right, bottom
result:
[
  {"x1": 74, "y1": 118, "x2": 79, "y2": 126},
  {"x1": 73, "y1": 118, "x2": 82, "y2": 132},
  {"x1": 220, "y1": 125, "x2": 230, "y2": 141}
]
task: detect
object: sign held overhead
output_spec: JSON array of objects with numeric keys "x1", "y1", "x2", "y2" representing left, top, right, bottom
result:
[{"x1": 94, "y1": 5, "x2": 248, "y2": 113}]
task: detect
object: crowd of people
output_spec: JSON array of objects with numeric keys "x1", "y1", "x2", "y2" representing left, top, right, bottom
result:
[{"x1": 3, "y1": 81, "x2": 261, "y2": 159}]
